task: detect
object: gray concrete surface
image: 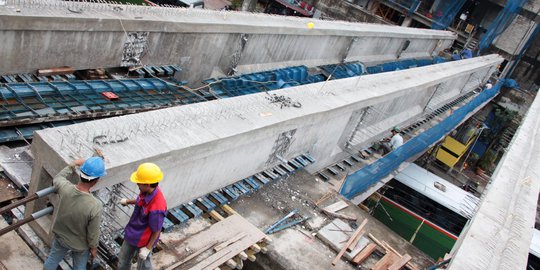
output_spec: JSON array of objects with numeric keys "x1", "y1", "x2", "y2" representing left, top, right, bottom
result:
[
  {"x1": 0, "y1": 0, "x2": 455, "y2": 84},
  {"x1": 493, "y1": 14, "x2": 537, "y2": 56},
  {"x1": 229, "y1": 169, "x2": 434, "y2": 269},
  {"x1": 27, "y1": 55, "x2": 501, "y2": 218},
  {"x1": 448, "y1": 89, "x2": 540, "y2": 269}
]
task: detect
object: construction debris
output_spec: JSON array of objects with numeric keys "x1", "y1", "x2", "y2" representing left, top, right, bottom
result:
[
  {"x1": 265, "y1": 209, "x2": 310, "y2": 234},
  {"x1": 322, "y1": 200, "x2": 348, "y2": 213},
  {"x1": 0, "y1": 146, "x2": 33, "y2": 189},
  {"x1": 317, "y1": 219, "x2": 370, "y2": 262},
  {"x1": 332, "y1": 218, "x2": 368, "y2": 265}
]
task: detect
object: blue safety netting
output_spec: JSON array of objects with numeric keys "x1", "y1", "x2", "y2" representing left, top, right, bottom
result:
[
  {"x1": 478, "y1": 0, "x2": 527, "y2": 54},
  {"x1": 320, "y1": 62, "x2": 364, "y2": 79},
  {"x1": 340, "y1": 81, "x2": 504, "y2": 199},
  {"x1": 203, "y1": 66, "x2": 325, "y2": 98},
  {"x1": 387, "y1": 0, "x2": 421, "y2": 15},
  {"x1": 366, "y1": 58, "x2": 443, "y2": 74},
  {"x1": 431, "y1": 0, "x2": 467, "y2": 30},
  {"x1": 504, "y1": 22, "x2": 540, "y2": 77}
]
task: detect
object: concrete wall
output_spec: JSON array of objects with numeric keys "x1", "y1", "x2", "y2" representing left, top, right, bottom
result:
[
  {"x1": 28, "y1": 55, "x2": 502, "y2": 213},
  {"x1": 494, "y1": 15, "x2": 536, "y2": 55},
  {"x1": 0, "y1": 0, "x2": 455, "y2": 85}
]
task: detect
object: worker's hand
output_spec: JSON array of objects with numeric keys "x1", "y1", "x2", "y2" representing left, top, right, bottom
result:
[
  {"x1": 120, "y1": 198, "x2": 130, "y2": 206},
  {"x1": 89, "y1": 247, "x2": 97, "y2": 259},
  {"x1": 72, "y1": 158, "x2": 85, "y2": 167},
  {"x1": 138, "y1": 247, "x2": 151, "y2": 260}
]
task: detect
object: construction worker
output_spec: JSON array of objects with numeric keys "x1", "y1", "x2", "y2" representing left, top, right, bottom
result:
[
  {"x1": 117, "y1": 163, "x2": 167, "y2": 270},
  {"x1": 44, "y1": 157, "x2": 106, "y2": 270},
  {"x1": 381, "y1": 126, "x2": 404, "y2": 155}
]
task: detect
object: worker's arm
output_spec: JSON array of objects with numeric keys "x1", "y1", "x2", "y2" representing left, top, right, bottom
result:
[
  {"x1": 146, "y1": 210, "x2": 165, "y2": 248},
  {"x1": 52, "y1": 166, "x2": 74, "y2": 191},
  {"x1": 52, "y1": 159, "x2": 85, "y2": 191},
  {"x1": 120, "y1": 198, "x2": 136, "y2": 206}
]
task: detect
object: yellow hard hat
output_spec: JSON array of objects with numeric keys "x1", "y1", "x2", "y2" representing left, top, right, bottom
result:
[{"x1": 130, "y1": 163, "x2": 163, "y2": 184}]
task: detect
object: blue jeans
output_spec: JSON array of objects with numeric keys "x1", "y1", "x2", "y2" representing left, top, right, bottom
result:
[
  {"x1": 43, "y1": 236, "x2": 89, "y2": 270},
  {"x1": 117, "y1": 241, "x2": 153, "y2": 270}
]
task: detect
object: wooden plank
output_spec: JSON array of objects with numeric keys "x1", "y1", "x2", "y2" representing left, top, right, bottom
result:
[
  {"x1": 165, "y1": 242, "x2": 217, "y2": 270},
  {"x1": 382, "y1": 241, "x2": 400, "y2": 256},
  {"x1": 347, "y1": 219, "x2": 368, "y2": 252},
  {"x1": 347, "y1": 230, "x2": 365, "y2": 252},
  {"x1": 214, "y1": 233, "x2": 247, "y2": 251},
  {"x1": 323, "y1": 200, "x2": 348, "y2": 213},
  {"x1": 332, "y1": 219, "x2": 366, "y2": 265},
  {"x1": 370, "y1": 251, "x2": 399, "y2": 270},
  {"x1": 209, "y1": 210, "x2": 225, "y2": 221},
  {"x1": 221, "y1": 205, "x2": 239, "y2": 216},
  {"x1": 322, "y1": 209, "x2": 357, "y2": 221},
  {"x1": 315, "y1": 191, "x2": 334, "y2": 206},
  {"x1": 368, "y1": 233, "x2": 386, "y2": 250},
  {"x1": 37, "y1": 66, "x2": 74, "y2": 76},
  {"x1": 157, "y1": 215, "x2": 265, "y2": 270},
  {"x1": 388, "y1": 254, "x2": 412, "y2": 270},
  {"x1": 317, "y1": 219, "x2": 370, "y2": 261},
  {"x1": 382, "y1": 241, "x2": 417, "y2": 270},
  {"x1": 351, "y1": 243, "x2": 377, "y2": 265}
]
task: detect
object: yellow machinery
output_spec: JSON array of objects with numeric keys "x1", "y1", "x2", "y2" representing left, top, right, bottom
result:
[{"x1": 436, "y1": 135, "x2": 476, "y2": 169}]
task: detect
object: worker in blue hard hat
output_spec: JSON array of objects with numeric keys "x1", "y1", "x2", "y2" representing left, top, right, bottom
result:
[{"x1": 44, "y1": 156, "x2": 106, "y2": 270}]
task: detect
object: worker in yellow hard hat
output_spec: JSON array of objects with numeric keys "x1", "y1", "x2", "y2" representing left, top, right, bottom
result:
[{"x1": 117, "y1": 163, "x2": 167, "y2": 270}]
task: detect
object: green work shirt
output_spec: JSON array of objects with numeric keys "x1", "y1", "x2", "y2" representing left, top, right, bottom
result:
[{"x1": 51, "y1": 166, "x2": 102, "y2": 251}]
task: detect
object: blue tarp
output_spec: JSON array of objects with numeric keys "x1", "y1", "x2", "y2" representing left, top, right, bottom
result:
[
  {"x1": 431, "y1": 0, "x2": 467, "y2": 30},
  {"x1": 340, "y1": 81, "x2": 504, "y2": 199},
  {"x1": 478, "y1": 0, "x2": 527, "y2": 54},
  {"x1": 387, "y1": 0, "x2": 421, "y2": 15}
]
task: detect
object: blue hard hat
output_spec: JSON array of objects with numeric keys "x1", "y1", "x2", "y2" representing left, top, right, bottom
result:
[{"x1": 80, "y1": 157, "x2": 106, "y2": 178}]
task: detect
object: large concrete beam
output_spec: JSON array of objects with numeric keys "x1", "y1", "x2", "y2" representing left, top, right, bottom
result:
[
  {"x1": 0, "y1": 0, "x2": 455, "y2": 84},
  {"x1": 28, "y1": 55, "x2": 502, "y2": 213},
  {"x1": 448, "y1": 90, "x2": 540, "y2": 270}
]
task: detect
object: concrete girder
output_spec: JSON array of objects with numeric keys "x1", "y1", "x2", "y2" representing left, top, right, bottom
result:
[
  {"x1": 448, "y1": 90, "x2": 540, "y2": 270},
  {"x1": 28, "y1": 55, "x2": 502, "y2": 216},
  {"x1": 0, "y1": 0, "x2": 455, "y2": 84}
]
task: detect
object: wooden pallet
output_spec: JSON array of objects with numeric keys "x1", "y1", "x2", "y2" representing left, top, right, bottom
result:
[{"x1": 154, "y1": 206, "x2": 269, "y2": 270}]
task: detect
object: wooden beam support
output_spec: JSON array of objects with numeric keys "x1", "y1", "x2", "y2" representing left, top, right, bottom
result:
[
  {"x1": 388, "y1": 254, "x2": 412, "y2": 270},
  {"x1": 351, "y1": 243, "x2": 377, "y2": 265},
  {"x1": 210, "y1": 210, "x2": 225, "y2": 221},
  {"x1": 347, "y1": 219, "x2": 368, "y2": 252},
  {"x1": 371, "y1": 251, "x2": 399, "y2": 270},
  {"x1": 221, "y1": 205, "x2": 238, "y2": 216},
  {"x1": 332, "y1": 219, "x2": 367, "y2": 266}
]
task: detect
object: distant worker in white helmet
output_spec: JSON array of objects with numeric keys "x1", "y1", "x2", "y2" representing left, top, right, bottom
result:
[
  {"x1": 44, "y1": 156, "x2": 107, "y2": 270},
  {"x1": 117, "y1": 163, "x2": 167, "y2": 270},
  {"x1": 381, "y1": 126, "x2": 404, "y2": 155}
]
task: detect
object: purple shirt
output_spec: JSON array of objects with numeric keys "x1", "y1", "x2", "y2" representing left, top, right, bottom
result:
[{"x1": 124, "y1": 187, "x2": 167, "y2": 247}]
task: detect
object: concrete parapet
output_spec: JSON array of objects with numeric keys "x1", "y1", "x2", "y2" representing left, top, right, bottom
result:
[{"x1": 0, "y1": 0, "x2": 455, "y2": 84}]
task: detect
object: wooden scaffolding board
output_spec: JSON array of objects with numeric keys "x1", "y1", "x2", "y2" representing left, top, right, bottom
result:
[{"x1": 154, "y1": 214, "x2": 266, "y2": 270}]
